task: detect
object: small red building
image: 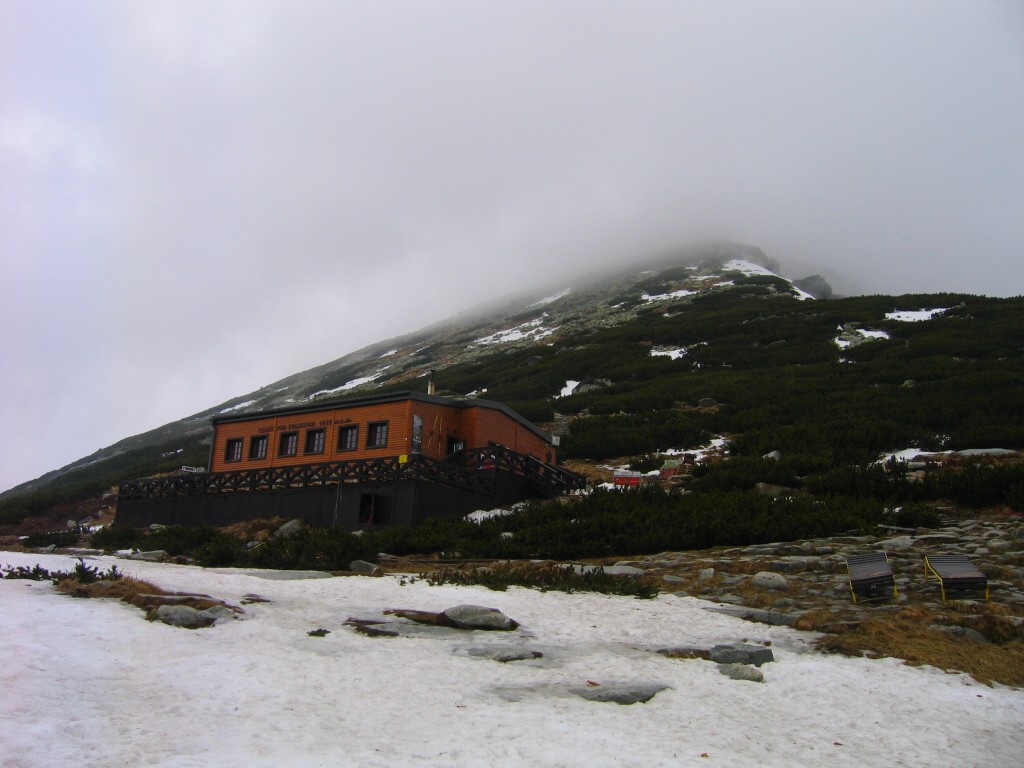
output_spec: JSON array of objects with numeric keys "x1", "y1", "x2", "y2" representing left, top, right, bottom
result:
[{"x1": 117, "y1": 392, "x2": 582, "y2": 531}]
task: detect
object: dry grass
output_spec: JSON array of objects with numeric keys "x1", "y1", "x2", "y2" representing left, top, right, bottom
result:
[
  {"x1": 55, "y1": 576, "x2": 167, "y2": 600},
  {"x1": 55, "y1": 576, "x2": 235, "y2": 613},
  {"x1": 808, "y1": 605, "x2": 1024, "y2": 687}
]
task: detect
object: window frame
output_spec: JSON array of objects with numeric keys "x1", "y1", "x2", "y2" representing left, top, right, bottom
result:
[
  {"x1": 337, "y1": 424, "x2": 359, "y2": 452},
  {"x1": 366, "y1": 421, "x2": 389, "y2": 449},
  {"x1": 224, "y1": 438, "x2": 243, "y2": 463},
  {"x1": 248, "y1": 434, "x2": 268, "y2": 461},
  {"x1": 304, "y1": 428, "x2": 326, "y2": 455},
  {"x1": 278, "y1": 431, "x2": 298, "y2": 458}
]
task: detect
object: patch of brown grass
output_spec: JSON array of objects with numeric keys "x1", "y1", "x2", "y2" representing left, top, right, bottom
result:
[
  {"x1": 55, "y1": 577, "x2": 236, "y2": 613},
  {"x1": 813, "y1": 606, "x2": 1024, "y2": 687},
  {"x1": 55, "y1": 576, "x2": 167, "y2": 600}
]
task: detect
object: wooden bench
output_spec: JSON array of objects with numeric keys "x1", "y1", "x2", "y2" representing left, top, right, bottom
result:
[
  {"x1": 846, "y1": 552, "x2": 897, "y2": 603},
  {"x1": 924, "y1": 554, "x2": 989, "y2": 601}
]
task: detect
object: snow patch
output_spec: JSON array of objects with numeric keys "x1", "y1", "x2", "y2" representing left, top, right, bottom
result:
[
  {"x1": 722, "y1": 259, "x2": 813, "y2": 300},
  {"x1": 650, "y1": 347, "x2": 688, "y2": 360},
  {"x1": 834, "y1": 326, "x2": 891, "y2": 349},
  {"x1": 218, "y1": 400, "x2": 257, "y2": 414},
  {"x1": 529, "y1": 288, "x2": 571, "y2": 307},
  {"x1": 885, "y1": 308, "x2": 950, "y2": 322},
  {"x1": 558, "y1": 380, "x2": 580, "y2": 398},
  {"x1": 875, "y1": 448, "x2": 952, "y2": 465},
  {"x1": 309, "y1": 369, "x2": 390, "y2": 398},
  {"x1": 475, "y1": 315, "x2": 558, "y2": 346},
  {"x1": 661, "y1": 436, "x2": 730, "y2": 462},
  {"x1": 642, "y1": 288, "x2": 696, "y2": 302}
]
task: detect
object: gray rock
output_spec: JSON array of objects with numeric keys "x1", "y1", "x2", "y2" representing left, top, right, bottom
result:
[
  {"x1": 931, "y1": 625, "x2": 990, "y2": 644},
  {"x1": 466, "y1": 647, "x2": 543, "y2": 662},
  {"x1": 349, "y1": 559, "x2": 381, "y2": 574},
  {"x1": 762, "y1": 450, "x2": 783, "y2": 461},
  {"x1": 662, "y1": 574, "x2": 686, "y2": 584},
  {"x1": 708, "y1": 643, "x2": 775, "y2": 666},
  {"x1": 600, "y1": 565, "x2": 646, "y2": 576},
  {"x1": 276, "y1": 519, "x2": 305, "y2": 538},
  {"x1": 751, "y1": 571, "x2": 790, "y2": 591},
  {"x1": 500, "y1": 532, "x2": 514, "y2": 540},
  {"x1": 442, "y1": 605, "x2": 519, "y2": 631},
  {"x1": 878, "y1": 537, "x2": 915, "y2": 550},
  {"x1": 698, "y1": 398, "x2": 718, "y2": 408},
  {"x1": 199, "y1": 605, "x2": 238, "y2": 621},
  {"x1": 152, "y1": 605, "x2": 216, "y2": 629},
  {"x1": 569, "y1": 682, "x2": 669, "y2": 705},
  {"x1": 755, "y1": 482, "x2": 796, "y2": 498},
  {"x1": 127, "y1": 550, "x2": 169, "y2": 562},
  {"x1": 714, "y1": 594, "x2": 748, "y2": 605},
  {"x1": 698, "y1": 567, "x2": 716, "y2": 582},
  {"x1": 718, "y1": 663, "x2": 764, "y2": 682}
]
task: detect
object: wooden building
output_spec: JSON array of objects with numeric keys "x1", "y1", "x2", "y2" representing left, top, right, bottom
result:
[{"x1": 117, "y1": 392, "x2": 584, "y2": 531}]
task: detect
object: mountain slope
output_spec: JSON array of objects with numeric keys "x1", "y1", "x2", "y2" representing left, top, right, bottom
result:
[{"x1": 4, "y1": 242, "x2": 1023, "y2": 528}]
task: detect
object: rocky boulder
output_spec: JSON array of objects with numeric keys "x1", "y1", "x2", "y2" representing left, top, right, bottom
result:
[
  {"x1": 442, "y1": 605, "x2": 520, "y2": 631},
  {"x1": 150, "y1": 605, "x2": 217, "y2": 629}
]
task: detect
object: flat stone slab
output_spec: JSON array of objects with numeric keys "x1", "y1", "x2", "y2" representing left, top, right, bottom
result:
[
  {"x1": 464, "y1": 647, "x2": 544, "y2": 663},
  {"x1": 600, "y1": 565, "x2": 647, "y2": 576},
  {"x1": 442, "y1": 605, "x2": 520, "y2": 631},
  {"x1": 151, "y1": 605, "x2": 216, "y2": 629},
  {"x1": 708, "y1": 643, "x2": 775, "y2": 666},
  {"x1": 568, "y1": 682, "x2": 670, "y2": 705}
]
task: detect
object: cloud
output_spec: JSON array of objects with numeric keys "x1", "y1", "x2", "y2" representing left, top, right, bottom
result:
[{"x1": 1, "y1": 0, "x2": 1022, "y2": 491}]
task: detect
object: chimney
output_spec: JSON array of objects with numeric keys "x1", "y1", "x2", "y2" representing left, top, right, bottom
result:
[{"x1": 427, "y1": 369, "x2": 436, "y2": 396}]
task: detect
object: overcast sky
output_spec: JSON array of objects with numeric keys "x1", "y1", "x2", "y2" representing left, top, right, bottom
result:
[{"x1": 1, "y1": 1, "x2": 1022, "y2": 493}]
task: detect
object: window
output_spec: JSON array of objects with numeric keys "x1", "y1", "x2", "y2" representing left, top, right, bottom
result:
[
  {"x1": 249, "y1": 435, "x2": 268, "y2": 460},
  {"x1": 305, "y1": 428, "x2": 325, "y2": 455},
  {"x1": 278, "y1": 431, "x2": 298, "y2": 457},
  {"x1": 224, "y1": 438, "x2": 243, "y2": 463},
  {"x1": 337, "y1": 424, "x2": 358, "y2": 452},
  {"x1": 366, "y1": 421, "x2": 389, "y2": 448}
]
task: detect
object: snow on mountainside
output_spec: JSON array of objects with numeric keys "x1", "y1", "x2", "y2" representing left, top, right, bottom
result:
[{"x1": 1, "y1": 244, "x2": 823, "y2": 497}]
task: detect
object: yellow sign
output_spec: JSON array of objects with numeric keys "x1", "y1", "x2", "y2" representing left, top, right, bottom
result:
[{"x1": 398, "y1": 454, "x2": 408, "y2": 464}]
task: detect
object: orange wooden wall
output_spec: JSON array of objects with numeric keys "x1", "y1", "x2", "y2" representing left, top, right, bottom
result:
[{"x1": 210, "y1": 398, "x2": 555, "y2": 473}]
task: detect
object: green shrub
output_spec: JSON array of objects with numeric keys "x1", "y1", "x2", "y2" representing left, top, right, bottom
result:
[{"x1": 423, "y1": 563, "x2": 658, "y2": 598}]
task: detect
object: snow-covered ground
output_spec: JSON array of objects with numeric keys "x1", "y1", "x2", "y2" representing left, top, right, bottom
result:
[{"x1": 2, "y1": 550, "x2": 1022, "y2": 768}]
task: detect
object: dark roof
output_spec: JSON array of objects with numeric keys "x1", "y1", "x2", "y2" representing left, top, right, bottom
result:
[{"x1": 211, "y1": 391, "x2": 554, "y2": 444}]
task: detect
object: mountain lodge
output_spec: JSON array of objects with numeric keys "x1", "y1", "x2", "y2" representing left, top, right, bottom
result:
[{"x1": 116, "y1": 391, "x2": 584, "y2": 531}]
